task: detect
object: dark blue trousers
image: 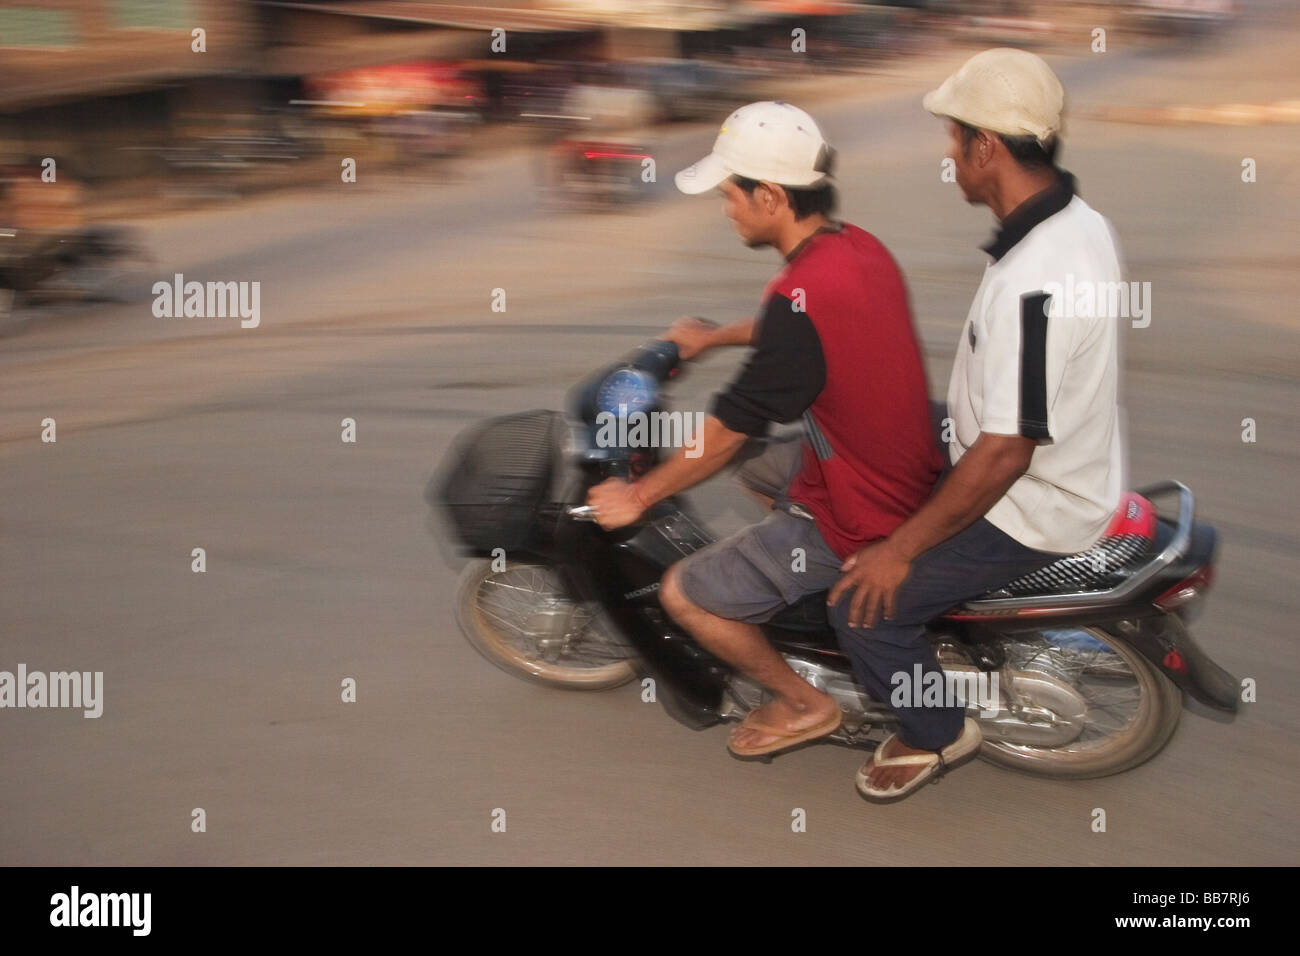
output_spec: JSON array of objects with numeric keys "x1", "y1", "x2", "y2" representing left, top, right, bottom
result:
[{"x1": 827, "y1": 517, "x2": 1059, "y2": 751}]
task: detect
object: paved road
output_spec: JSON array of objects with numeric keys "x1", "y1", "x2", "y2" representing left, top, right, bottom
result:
[{"x1": 2, "y1": 32, "x2": 1298, "y2": 865}]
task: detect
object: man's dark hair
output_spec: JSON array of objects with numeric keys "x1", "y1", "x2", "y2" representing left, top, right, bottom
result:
[
  {"x1": 731, "y1": 175, "x2": 838, "y2": 221},
  {"x1": 957, "y1": 121, "x2": 1059, "y2": 170}
]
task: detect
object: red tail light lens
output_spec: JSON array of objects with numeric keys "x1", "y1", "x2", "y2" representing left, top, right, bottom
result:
[
  {"x1": 582, "y1": 150, "x2": 650, "y2": 160},
  {"x1": 1154, "y1": 564, "x2": 1215, "y2": 612}
]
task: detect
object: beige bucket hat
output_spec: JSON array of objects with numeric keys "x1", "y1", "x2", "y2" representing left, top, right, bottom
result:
[{"x1": 923, "y1": 48, "x2": 1065, "y2": 145}]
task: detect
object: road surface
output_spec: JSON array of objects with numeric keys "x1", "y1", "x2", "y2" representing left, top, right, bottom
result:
[{"x1": 2, "y1": 28, "x2": 1297, "y2": 865}]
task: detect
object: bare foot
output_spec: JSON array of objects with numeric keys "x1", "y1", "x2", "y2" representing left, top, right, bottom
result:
[
  {"x1": 729, "y1": 692, "x2": 839, "y2": 752},
  {"x1": 861, "y1": 736, "x2": 935, "y2": 792}
]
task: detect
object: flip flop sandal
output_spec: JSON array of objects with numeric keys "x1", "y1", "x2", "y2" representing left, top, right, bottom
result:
[
  {"x1": 727, "y1": 708, "x2": 843, "y2": 758},
  {"x1": 855, "y1": 718, "x2": 983, "y2": 802}
]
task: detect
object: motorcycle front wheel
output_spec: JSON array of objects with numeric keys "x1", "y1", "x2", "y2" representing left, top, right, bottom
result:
[{"x1": 455, "y1": 559, "x2": 638, "y2": 690}]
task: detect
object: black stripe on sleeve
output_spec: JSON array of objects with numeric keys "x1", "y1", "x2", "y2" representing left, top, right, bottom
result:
[
  {"x1": 710, "y1": 293, "x2": 826, "y2": 437},
  {"x1": 1018, "y1": 292, "x2": 1051, "y2": 440}
]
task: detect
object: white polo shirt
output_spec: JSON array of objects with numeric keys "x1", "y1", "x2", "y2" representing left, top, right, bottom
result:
[{"x1": 947, "y1": 174, "x2": 1125, "y2": 555}]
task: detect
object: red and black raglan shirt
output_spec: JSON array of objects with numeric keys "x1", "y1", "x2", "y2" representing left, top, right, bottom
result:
[{"x1": 712, "y1": 221, "x2": 943, "y2": 560}]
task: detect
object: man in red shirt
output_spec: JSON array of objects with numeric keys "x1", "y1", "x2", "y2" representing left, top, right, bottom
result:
[{"x1": 586, "y1": 101, "x2": 944, "y2": 767}]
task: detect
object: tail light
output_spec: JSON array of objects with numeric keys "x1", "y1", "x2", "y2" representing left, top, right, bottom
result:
[
  {"x1": 582, "y1": 150, "x2": 651, "y2": 160},
  {"x1": 1154, "y1": 564, "x2": 1215, "y2": 614}
]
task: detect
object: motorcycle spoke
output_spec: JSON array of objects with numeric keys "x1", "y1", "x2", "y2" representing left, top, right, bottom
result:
[
  {"x1": 473, "y1": 566, "x2": 630, "y2": 671},
  {"x1": 1000, "y1": 631, "x2": 1147, "y2": 754}
]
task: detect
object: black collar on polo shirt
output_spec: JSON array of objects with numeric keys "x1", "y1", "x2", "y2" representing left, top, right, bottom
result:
[
  {"x1": 784, "y1": 218, "x2": 844, "y2": 264},
  {"x1": 982, "y1": 170, "x2": 1077, "y2": 263}
]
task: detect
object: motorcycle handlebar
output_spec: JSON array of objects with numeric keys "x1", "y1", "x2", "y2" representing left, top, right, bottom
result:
[
  {"x1": 567, "y1": 505, "x2": 599, "y2": 522},
  {"x1": 631, "y1": 337, "x2": 682, "y2": 383}
]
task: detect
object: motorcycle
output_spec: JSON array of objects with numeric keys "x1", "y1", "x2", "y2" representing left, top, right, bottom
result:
[
  {"x1": 0, "y1": 224, "x2": 152, "y2": 324},
  {"x1": 429, "y1": 338, "x2": 1238, "y2": 778},
  {"x1": 533, "y1": 83, "x2": 654, "y2": 212},
  {"x1": 540, "y1": 136, "x2": 652, "y2": 211}
]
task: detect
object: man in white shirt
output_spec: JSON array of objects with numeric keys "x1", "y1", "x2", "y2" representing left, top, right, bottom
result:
[{"x1": 828, "y1": 48, "x2": 1127, "y2": 801}]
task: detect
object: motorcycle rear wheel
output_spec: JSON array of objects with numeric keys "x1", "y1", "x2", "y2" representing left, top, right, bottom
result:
[
  {"x1": 976, "y1": 625, "x2": 1182, "y2": 778},
  {"x1": 455, "y1": 559, "x2": 638, "y2": 690}
]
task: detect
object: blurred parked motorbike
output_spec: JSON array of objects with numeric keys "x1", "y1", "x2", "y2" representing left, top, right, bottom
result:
[{"x1": 0, "y1": 224, "x2": 153, "y2": 325}]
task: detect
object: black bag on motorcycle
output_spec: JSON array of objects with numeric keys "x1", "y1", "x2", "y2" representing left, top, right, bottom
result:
[{"x1": 429, "y1": 409, "x2": 564, "y2": 553}]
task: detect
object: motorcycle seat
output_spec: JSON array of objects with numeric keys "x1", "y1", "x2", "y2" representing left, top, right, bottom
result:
[
  {"x1": 971, "y1": 491, "x2": 1158, "y2": 600},
  {"x1": 765, "y1": 590, "x2": 831, "y2": 635}
]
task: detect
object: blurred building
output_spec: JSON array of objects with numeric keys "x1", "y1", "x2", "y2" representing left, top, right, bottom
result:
[
  {"x1": 0, "y1": 0, "x2": 923, "y2": 190},
  {"x1": 0, "y1": 1, "x2": 266, "y2": 178}
]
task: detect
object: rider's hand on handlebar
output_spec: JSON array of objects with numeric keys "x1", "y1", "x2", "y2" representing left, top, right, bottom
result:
[
  {"x1": 585, "y1": 478, "x2": 646, "y2": 530},
  {"x1": 658, "y1": 316, "x2": 718, "y2": 361}
]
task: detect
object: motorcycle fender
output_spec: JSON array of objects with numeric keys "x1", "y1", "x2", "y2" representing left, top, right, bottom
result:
[{"x1": 1118, "y1": 615, "x2": 1239, "y2": 713}]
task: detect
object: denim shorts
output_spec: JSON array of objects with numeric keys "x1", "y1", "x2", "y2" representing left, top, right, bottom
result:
[{"x1": 676, "y1": 436, "x2": 842, "y2": 624}]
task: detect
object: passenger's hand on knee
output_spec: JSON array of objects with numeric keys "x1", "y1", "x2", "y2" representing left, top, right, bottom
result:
[{"x1": 827, "y1": 540, "x2": 911, "y2": 628}]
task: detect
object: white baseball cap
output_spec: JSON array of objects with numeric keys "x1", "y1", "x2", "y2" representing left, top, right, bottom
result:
[
  {"x1": 922, "y1": 48, "x2": 1065, "y2": 145},
  {"x1": 674, "y1": 101, "x2": 834, "y2": 195}
]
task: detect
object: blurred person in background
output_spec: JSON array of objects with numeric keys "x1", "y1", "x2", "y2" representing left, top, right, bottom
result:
[
  {"x1": 0, "y1": 159, "x2": 87, "y2": 319},
  {"x1": 829, "y1": 48, "x2": 1128, "y2": 801},
  {"x1": 1, "y1": 157, "x2": 86, "y2": 235},
  {"x1": 585, "y1": 102, "x2": 946, "y2": 779}
]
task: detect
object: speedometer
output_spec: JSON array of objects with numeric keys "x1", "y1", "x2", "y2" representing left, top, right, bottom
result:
[{"x1": 595, "y1": 368, "x2": 657, "y2": 417}]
